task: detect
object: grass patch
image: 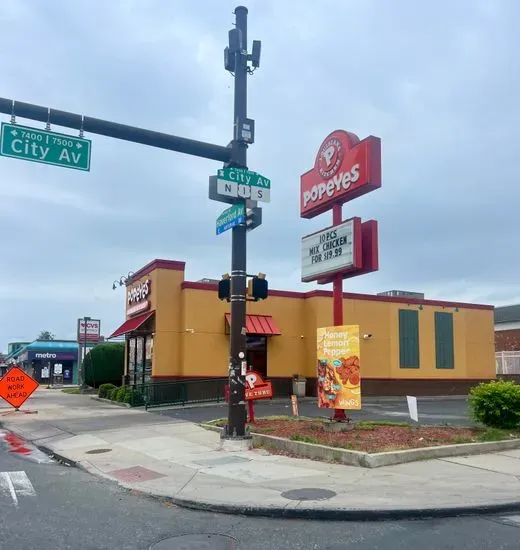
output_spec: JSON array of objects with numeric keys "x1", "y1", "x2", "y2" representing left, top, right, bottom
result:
[
  {"x1": 356, "y1": 420, "x2": 410, "y2": 428},
  {"x1": 206, "y1": 418, "x2": 227, "y2": 427},
  {"x1": 476, "y1": 428, "x2": 520, "y2": 442},
  {"x1": 61, "y1": 388, "x2": 81, "y2": 394},
  {"x1": 290, "y1": 434, "x2": 321, "y2": 445}
]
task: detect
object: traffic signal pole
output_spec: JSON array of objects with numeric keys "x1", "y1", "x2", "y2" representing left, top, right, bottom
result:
[
  {"x1": 225, "y1": 6, "x2": 249, "y2": 439},
  {"x1": 0, "y1": 6, "x2": 258, "y2": 440},
  {"x1": 0, "y1": 98, "x2": 231, "y2": 163}
]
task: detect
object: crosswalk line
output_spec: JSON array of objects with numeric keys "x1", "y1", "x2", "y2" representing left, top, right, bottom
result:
[{"x1": 0, "y1": 471, "x2": 36, "y2": 506}]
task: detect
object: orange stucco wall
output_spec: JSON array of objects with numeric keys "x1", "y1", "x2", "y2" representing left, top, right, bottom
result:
[{"x1": 120, "y1": 260, "x2": 495, "y2": 382}]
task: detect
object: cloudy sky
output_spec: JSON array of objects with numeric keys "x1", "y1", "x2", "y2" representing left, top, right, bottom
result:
[{"x1": 0, "y1": 0, "x2": 517, "y2": 349}]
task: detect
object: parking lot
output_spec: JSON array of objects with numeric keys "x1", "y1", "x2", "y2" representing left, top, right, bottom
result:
[{"x1": 154, "y1": 395, "x2": 473, "y2": 426}]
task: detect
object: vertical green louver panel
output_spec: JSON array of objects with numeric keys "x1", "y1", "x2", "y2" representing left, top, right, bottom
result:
[
  {"x1": 435, "y1": 312, "x2": 454, "y2": 369},
  {"x1": 399, "y1": 309, "x2": 420, "y2": 368}
]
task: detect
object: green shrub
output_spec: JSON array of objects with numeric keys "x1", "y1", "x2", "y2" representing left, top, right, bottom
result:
[
  {"x1": 83, "y1": 343, "x2": 125, "y2": 388},
  {"x1": 469, "y1": 380, "x2": 520, "y2": 429},
  {"x1": 109, "y1": 387, "x2": 120, "y2": 401},
  {"x1": 122, "y1": 388, "x2": 134, "y2": 404},
  {"x1": 115, "y1": 387, "x2": 127, "y2": 402},
  {"x1": 98, "y1": 383, "x2": 116, "y2": 399}
]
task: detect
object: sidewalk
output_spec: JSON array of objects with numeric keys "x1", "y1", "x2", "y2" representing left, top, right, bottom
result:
[{"x1": 1, "y1": 389, "x2": 520, "y2": 520}]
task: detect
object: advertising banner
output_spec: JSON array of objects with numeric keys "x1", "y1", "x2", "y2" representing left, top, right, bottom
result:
[
  {"x1": 301, "y1": 217, "x2": 362, "y2": 282},
  {"x1": 317, "y1": 325, "x2": 361, "y2": 409}
]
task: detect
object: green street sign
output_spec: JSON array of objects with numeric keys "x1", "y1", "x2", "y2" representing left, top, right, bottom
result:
[
  {"x1": 0, "y1": 122, "x2": 92, "y2": 171},
  {"x1": 216, "y1": 167, "x2": 270, "y2": 202},
  {"x1": 216, "y1": 203, "x2": 245, "y2": 235}
]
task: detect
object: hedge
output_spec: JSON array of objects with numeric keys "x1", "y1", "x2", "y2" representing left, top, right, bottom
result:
[{"x1": 83, "y1": 343, "x2": 124, "y2": 388}]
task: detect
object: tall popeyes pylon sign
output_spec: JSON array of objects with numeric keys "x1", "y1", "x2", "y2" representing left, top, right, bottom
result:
[{"x1": 300, "y1": 130, "x2": 382, "y2": 420}]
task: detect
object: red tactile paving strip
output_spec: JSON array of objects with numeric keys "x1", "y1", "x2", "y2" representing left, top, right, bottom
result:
[{"x1": 108, "y1": 465, "x2": 166, "y2": 483}]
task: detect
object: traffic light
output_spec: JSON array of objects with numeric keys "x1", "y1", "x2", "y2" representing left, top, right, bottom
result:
[
  {"x1": 245, "y1": 206, "x2": 262, "y2": 231},
  {"x1": 248, "y1": 273, "x2": 268, "y2": 301},
  {"x1": 218, "y1": 273, "x2": 231, "y2": 302}
]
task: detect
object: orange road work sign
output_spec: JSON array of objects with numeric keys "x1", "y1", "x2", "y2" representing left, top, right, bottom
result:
[{"x1": 0, "y1": 367, "x2": 39, "y2": 409}]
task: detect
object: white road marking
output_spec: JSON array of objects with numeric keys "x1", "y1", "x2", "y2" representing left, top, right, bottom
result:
[
  {"x1": 500, "y1": 515, "x2": 520, "y2": 526},
  {"x1": 0, "y1": 471, "x2": 36, "y2": 506},
  {"x1": 0, "y1": 472, "x2": 18, "y2": 506}
]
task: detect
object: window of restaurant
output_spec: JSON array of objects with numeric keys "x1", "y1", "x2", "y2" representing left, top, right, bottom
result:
[{"x1": 127, "y1": 332, "x2": 154, "y2": 386}]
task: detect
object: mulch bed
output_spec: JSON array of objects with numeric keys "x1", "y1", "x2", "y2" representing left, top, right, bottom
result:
[{"x1": 248, "y1": 418, "x2": 482, "y2": 453}]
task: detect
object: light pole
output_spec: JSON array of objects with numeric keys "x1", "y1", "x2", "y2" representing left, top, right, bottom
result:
[{"x1": 79, "y1": 315, "x2": 91, "y2": 391}]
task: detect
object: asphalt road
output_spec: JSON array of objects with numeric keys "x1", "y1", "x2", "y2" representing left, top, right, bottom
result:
[
  {"x1": 2, "y1": 427, "x2": 520, "y2": 549},
  {"x1": 154, "y1": 396, "x2": 474, "y2": 426}
]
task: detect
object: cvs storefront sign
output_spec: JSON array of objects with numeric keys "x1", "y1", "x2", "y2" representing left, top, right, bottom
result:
[{"x1": 77, "y1": 319, "x2": 101, "y2": 343}]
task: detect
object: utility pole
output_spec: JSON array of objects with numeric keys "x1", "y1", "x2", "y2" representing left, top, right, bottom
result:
[
  {"x1": 224, "y1": 6, "x2": 250, "y2": 439},
  {"x1": 78, "y1": 316, "x2": 90, "y2": 391}
]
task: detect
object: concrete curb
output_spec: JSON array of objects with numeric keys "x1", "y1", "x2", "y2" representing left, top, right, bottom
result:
[
  {"x1": 4, "y1": 423, "x2": 520, "y2": 521},
  {"x1": 201, "y1": 423, "x2": 520, "y2": 468},
  {"x1": 90, "y1": 396, "x2": 132, "y2": 408},
  {"x1": 162, "y1": 495, "x2": 520, "y2": 521}
]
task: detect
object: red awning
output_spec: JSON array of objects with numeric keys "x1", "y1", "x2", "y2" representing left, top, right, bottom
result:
[
  {"x1": 109, "y1": 311, "x2": 155, "y2": 339},
  {"x1": 225, "y1": 313, "x2": 281, "y2": 336}
]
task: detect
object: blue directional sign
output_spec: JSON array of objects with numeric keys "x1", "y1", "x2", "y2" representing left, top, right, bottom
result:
[{"x1": 216, "y1": 203, "x2": 245, "y2": 235}]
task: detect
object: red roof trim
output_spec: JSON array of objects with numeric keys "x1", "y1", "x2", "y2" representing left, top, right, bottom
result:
[
  {"x1": 181, "y1": 281, "x2": 493, "y2": 311},
  {"x1": 129, "y1": 259, "x2": 185, "y2": 284},
  {"x1": 225, "y1": 313, "x2": 281, "y2": 335},
  {"x1": 109, "y1": 310, "x2": 155, "y2": 339}
]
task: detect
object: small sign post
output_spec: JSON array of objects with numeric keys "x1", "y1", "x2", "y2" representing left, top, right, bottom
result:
[{"x1": 0, "y1": 123, "x2": 92, "y2": 171}]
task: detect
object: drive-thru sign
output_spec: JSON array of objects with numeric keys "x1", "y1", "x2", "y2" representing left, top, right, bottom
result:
[{"x1": 0, "y1": 366, "x2": 39, "y2": 409}]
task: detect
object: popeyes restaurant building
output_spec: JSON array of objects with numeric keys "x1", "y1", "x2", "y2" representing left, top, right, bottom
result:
[{"x1": 109, "y1": 258, "x2": 496, "y2": 396}]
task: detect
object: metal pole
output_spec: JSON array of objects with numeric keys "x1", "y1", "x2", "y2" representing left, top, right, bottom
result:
[
  {"x1": 0, "y1": 98, "x2": 231, "y2": 163},
  {"x1": 83, "y1": 317, "x2": 88, "y2": 390},
  {"x1": 225, "y1": 5, "x2": 249, "y2": 439},
  {"x1": 332, "y1": 204, "x2": 347, "y2": 421}
]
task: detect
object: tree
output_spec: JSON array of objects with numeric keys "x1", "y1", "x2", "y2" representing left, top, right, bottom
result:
[
  {"x1": 37, "y1": 331, "x2": 55, "y2": 341},
  {"x1": 83, "y1": 343, "x2": 124, "y2": 388}
]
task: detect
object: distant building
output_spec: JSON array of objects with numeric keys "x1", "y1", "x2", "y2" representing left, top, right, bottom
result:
[
  {"x1": 495, "y1": 304, "x2": 520, "y2": 351},
  {"x1": 5, "y1": 339, "x2": 95, "y2": 384},
  {"x1": 377, "y1": 290, "x2": 425, "y2": 300}
]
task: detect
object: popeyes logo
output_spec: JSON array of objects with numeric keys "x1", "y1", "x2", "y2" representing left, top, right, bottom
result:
[
  {"x1": 127, "y1": 279, "x2": 150, "y2": 305},
  {"x1": 300, "y1": 130, "x2": 382, "y2": 219}
]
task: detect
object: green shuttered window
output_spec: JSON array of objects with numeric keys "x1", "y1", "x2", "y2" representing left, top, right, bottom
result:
[
  {"x1": 435, "y1": 312, "x2": 454, "y2": 369},
  {"x1": 399, "y1": 309, "x2": 420, "y2": 368}
]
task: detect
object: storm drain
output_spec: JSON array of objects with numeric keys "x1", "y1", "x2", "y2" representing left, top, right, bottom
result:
[
  {"x1": 85, "y1": 448, "x2": 112, "y2": 454},
  {"x1": 281, "y1": 488, "x2": 337, "y2": 501},
  {"x1": 149, "y1": 533, "x2": 237, "y2": 549}
]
